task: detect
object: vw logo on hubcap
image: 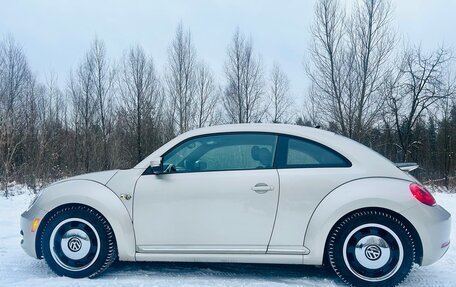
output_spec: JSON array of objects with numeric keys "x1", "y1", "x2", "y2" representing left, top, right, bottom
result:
[
  {"x1": 67, "y1": 237, "x2": 82, "y2": 252},
  {"x1": 365, "y1": 245, "x2": 382, "y2": 261}
]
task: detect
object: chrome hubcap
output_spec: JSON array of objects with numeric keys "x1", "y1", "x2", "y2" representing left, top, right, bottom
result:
[
  {"x1": 355, "y1": 235, "x2": 391, "y2": 269},
  {"x1": 50, "y1": 218, "x2": 100, "y2": 272},
  {"x1": 343, "y1": 223, "x2": 404, "y2": 282},
  {"x1": 60, "y1": 228, "x2": 91, "y2": 260}
]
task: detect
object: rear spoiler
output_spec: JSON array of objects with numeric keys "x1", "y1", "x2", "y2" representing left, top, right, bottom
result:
[{"x1": 395, "y1": 162, "x2": 419, "y2": 172}]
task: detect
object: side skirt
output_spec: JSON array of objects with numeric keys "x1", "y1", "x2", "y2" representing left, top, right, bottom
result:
[{"x1": 135, "y1": 253, "x2": 304, "y2": 264}]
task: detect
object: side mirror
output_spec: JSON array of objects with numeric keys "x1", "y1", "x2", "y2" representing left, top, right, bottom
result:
[{"x1": 150, "y1": 157, "x2": 163, "y2": 175}]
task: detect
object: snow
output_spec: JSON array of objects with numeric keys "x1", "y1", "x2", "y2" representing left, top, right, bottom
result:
[{"x1": 1, "y1": 192, "x2": 455, "y2": 286}]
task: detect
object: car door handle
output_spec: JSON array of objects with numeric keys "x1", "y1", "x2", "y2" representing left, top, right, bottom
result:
[{"x1": 252, "y1": 183, "x2": 273, "y2": 194}]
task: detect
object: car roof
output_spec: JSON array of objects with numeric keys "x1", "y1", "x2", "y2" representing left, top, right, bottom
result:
[
  {"x1": 135, "y1": 123, "x2": 407, "y2": 180},
  {"x1": 180, "y1": 123, "x2": 335, "y2": 138}
]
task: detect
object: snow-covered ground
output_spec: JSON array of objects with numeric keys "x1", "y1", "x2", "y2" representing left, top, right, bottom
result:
[{"x1": 1, "y1": 192, "x2": 455, "y2": 287}]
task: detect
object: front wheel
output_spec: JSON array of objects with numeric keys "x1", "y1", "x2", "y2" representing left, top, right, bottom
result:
[
  {"x1": 40, "y1": 205, "x2": 117, "y2": 278},
  {"x1": 327, "y1": 210, "x2": 415, "y2": 287}
]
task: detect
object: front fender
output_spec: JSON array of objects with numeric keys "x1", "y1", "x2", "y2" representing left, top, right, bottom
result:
[
  {"x1": 35, "y1": 179, "x2": 136, "y2": 261},
  {"x1": 303, "y1": 177, "x2": 417, "y2": 265}
]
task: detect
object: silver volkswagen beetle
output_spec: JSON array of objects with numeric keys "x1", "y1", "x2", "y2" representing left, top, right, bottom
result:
[{"x1": 21, "y1": 124, "x2": 451, "y2": 286}]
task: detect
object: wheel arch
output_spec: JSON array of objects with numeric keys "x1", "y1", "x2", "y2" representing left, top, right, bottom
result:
[
  {"x1": 303, "y1": 177, "x2": 421, "y2": 265},
  {"x1": 34, "y1": 179, "x2": 136, "y2": 261}
]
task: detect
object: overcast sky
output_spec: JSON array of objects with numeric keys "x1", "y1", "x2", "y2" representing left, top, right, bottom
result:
[{"x1": 1, "y1": 0, "x2": 455, "y2": 103}]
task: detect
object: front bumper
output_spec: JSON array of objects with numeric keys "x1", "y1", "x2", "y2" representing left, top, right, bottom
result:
[
  {"x1": 401, "y1": 203, "x2": 451, "y2": 266},
  {"x1": 20, "y1": 204, "x2": 48, "y2": 259}
]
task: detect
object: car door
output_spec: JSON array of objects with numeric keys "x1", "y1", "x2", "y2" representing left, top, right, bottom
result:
[{"x1": 133, "y1": 132, "x2": 280, "y2": 254}]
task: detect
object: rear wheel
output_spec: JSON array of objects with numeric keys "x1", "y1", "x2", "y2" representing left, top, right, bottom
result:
[
  {"x1": 327, "y1": 210, "x2": 415, "y2": 287},
  {"x1": 41, "y1": 205, "x2": 117, "y2": 278}
]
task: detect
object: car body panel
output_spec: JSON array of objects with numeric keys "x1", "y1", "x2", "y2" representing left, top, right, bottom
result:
[
  {"x1": 268, "y1": 166, "x2": 365, "y2": 251},
  {"x1": 20, "y1": 203, "x2": 48, "y2": 258},
  {"x1": 134, "y1": 169, "x2": 280, "y2": 253},
  {"x1": 106, "y1": 168, "x2": 145, "y2": 217},
  {"x1": 401, "y1": 203, "x2": 451, "y2": 265},
  {"x1": 31, "y1": 180, "x2": 136, "y2": 261},
  {"x1": 54, "y1": 169, "x2": 119, "y2": 185},
  {"x1": 303, "y1": 177, "x2": 423, "y2": 265},
  {"x1": 135, "y1": 253, "x2": 304, "y2": 265}
]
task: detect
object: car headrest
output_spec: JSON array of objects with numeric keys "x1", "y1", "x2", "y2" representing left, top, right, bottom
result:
[
  {"x1": 251, "y1": 146, "x2": 259, "y2": 161},
  {"x1": 251, "y1": 146, "x2": 272, "y2": 166}
]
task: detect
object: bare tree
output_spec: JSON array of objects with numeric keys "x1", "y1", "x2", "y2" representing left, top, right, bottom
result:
[
  {"x1": 349, "y1": 0, "x2": 395, "y2": 140},
  {"x1": 0, "y1": 37, "x2": 32, "y2": 196},
  {"x1": 166, "y1": 23, "x2": 197, "y2": 134},
  {"x1": 224, "y1": 29, "x2": 265, "y2": 123},
  {"x1": 68, "y1": 50, "x2": 96, "y2": 172},
  {"x1": 438, "y1": 71, "x2": 456, "y2": 184},
  {"x1": 306, "y1": 0, "x2": 395, "y2": 140},
  {"x1": 267, "y1": 63, "x2": 293, "y2": 123},
  {"x1": 195, "y1": 62, "x2": 219, "y2": 127},
  {"x1": 90, "y1": 38, "x2": 116, "y2": 169},
  {"x1": 118, "y1": 45, "x2": 164, "y2": 163},
  {"x1": 387, "y1": 46, "x2": 454, "y2": 161},
  {"x1": 306, "y1": 0, "x2": 348, "y2": 133},
  {"x1": 32, "y1": 75, "x2": 68, "y2": 185}
]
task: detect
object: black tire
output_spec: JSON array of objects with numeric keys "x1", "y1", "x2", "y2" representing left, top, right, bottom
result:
[
  {"x1": 327, "y1": 210, "x2": 415, "y2": 287},
  {"x1": 40, "y1": 205, "x2": 117, "y2": 278}
]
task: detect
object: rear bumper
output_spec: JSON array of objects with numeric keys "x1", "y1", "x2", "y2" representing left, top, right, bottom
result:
[
  {"x1": 401, "y1": 204, "x2": 451, "y2": 266},
  {"x1": 20, "y1": 204, "x2": 48, "y2": 259}
]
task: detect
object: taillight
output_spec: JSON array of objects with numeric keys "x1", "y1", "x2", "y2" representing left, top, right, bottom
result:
[{"x1": 410, "y1": 183, "x2": 436, "y2": 206}]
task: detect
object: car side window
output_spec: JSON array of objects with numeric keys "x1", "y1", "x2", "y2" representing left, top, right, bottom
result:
[
  {"x1": 162, "y1": 133, "x2": 278, "y2": 173},
  {"x1": 277, "y1": 136, "x2": 350, "y2": 168}
]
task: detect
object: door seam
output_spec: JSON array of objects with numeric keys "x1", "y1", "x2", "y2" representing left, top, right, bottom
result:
[{"x1": 266, "y1": 169, "x2": 281, "y2": 253}]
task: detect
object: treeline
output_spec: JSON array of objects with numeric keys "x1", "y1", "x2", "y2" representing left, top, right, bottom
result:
[
  {"x1": 0, "y1": 0, "x2": 455, "y2": 196},
  {"x1": 0, "y1": 24, "x2": 295, "y2": 196},
  {"x1": 302, "y1": 0, "x2": 456, "y2": 188}
]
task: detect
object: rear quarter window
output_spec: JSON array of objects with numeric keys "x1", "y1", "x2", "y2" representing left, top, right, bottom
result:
[{"x1": 277, "y1": 136, "x2": 351, "y2": 168}]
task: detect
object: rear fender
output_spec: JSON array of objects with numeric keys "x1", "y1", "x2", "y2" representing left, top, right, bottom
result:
[{"x1": 303, "y1": 177, "x2": 416, "y2": 265}]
